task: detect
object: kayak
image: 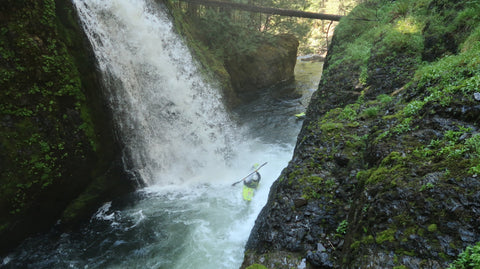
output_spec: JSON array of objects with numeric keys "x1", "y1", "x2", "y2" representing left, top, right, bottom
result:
[{"x1": 242, "y1": 185, "x2": 255, "y2": 201}]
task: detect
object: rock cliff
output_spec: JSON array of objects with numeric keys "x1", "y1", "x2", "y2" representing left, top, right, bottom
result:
[
  {"x1": 0, "y1": 0, "x2": 135, "y2": 255},
  {"x1": 242, "y1": 0, "x2": 480, "y2": 268},
  {"x1": 225, "y1": 34, "x2": 299, "y2": 99},
  {"x1": 163, "y1": 0, "x2": 300, "y2": 107}
]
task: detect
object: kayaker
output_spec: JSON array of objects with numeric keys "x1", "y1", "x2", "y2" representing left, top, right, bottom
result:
[{"x1": 244, "y1": 163, "x2": 261, "y2": 188}]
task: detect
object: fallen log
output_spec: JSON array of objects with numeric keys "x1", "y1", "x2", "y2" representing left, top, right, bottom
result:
[{"x1": 178, "y1": 0, "x2": 344, "y2": 21}]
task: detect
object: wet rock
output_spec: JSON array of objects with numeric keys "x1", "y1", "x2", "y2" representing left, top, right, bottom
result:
[
  {"x1": 333, "y1": 153, "x2": 349, "y2": 167},
  {"x1": 294, "y1": 197, "x2": 308, "y2": 208},
  {"x1": 317, "y1": 243, "x2": 326, "y2": 252},
  {"x1": 306, "y1": 250, "x2": 333, "y2": 268},
  {"x1": 474, "y1": 92, "x2": 480, "y2": 101},
  {"x1": 459, "y1": 228, "x2": 476, "y2": 243},
  {"x1": 300, "y1": 54, "x2": 326, "y2": 62},
  {"x1": 225, "y1": 34, "x2": 299, "y2": 98}
]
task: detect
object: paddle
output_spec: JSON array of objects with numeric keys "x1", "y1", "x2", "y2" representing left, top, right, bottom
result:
[{"x1": 231, "y1": 162, "x2": 268, "y2": 186}]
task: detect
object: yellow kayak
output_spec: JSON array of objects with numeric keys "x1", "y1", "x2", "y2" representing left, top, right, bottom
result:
[{"x1": 242, "y1": 185, "x2": 255, "y2": 201}]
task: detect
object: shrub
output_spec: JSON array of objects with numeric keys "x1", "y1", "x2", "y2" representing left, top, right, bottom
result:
[{"x1": 448, "y1": 242, "x2": 480, "y2": 269}]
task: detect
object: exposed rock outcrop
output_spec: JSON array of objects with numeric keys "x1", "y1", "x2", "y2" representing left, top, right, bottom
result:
[
  {"x1": 242, "y1": 0, "x2": 480, "y2": 268},
  {"x1": 163, "y1": 0, "x2": 300, "y2": 107},
  {"x1": 225, "y1": 34, "x2": 299, "y2": 99}
]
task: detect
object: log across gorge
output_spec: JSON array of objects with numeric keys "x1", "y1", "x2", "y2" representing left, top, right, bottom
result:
[{"x1": 178, "y1": 0, "x2": 344, "y2": 21}]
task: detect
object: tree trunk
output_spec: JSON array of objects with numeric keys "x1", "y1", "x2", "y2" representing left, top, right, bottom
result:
[{"x1": 178, "y1": 0, "x2": 344, "y2": 21}]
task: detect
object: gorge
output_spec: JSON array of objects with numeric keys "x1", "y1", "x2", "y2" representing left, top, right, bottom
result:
[
  {"x1": 2, "y1": 0, "x2": 480, "y2": 268},
  {"x1": 1, "y1": 0, "x2": 313, "y2": 267}
]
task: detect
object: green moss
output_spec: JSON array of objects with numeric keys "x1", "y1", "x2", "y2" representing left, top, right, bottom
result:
[
  {"x1": 381, "y1": 152, "x2": 405, "y2": 166},
  {"x1": 0, "y1": 6, "x2": 87, "y2": 210},
  {"x1": 300, "y1": 175, "x2": 338, "y2": 200},
  {"x1": 413, "y1": 128, "x2": 480, "y2": 176},
  {"x1": 427, "y1": 224, "x2": 438, "y2": 232},
  {"x1": 320, "y1": 122, "x2": 344, "y2": 133},
  {"x1": 279, "y1": 0, "x2": 480, "y2": 267},
  {"x1": 0, "y1": 1, "x2": 127, "y2": 244},
  {"x1": 359, "y1": 163, "x2": 408, "y2": 185},
  {"x1": 246, "y1": 264, "x2": 268, "y2": 269},
  {"x1": 396, "y1": 249, "x2": 416, "y2": 257},
  {"x1": 376, "y1": 228, "x2": 396, "y2": 244},
  {"x1": 244, "y1": 250, "x2": 305, "y2": 269},
  {"x1": 299, "y1": 175, "x2": 324, "y2": 184},
  {"x1": 323, "y1": 0, "x2": 430, "y2": 89},
  {"x1": 377, "y1": 94, "x2": 393, "y2": 104},
  {"x1": 61, "y1": 174, "x2": 108, "y2": 223}
]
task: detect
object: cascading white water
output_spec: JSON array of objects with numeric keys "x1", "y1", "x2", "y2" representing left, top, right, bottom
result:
[
  {"x1": 73, "y1": 0, "x2": 238, "y2": 185},
  {"x1": 1, "y1": 0, "x2": 319, "y2": 268},
  {"x1": 69, "y1": 0, "x2": 298, "y2": 268}
]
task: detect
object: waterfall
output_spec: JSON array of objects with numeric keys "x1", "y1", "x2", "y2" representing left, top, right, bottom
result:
[
  {"x1": 73, "y1": 0, "x2": 237, "y2": 186},
  {"x1": 0, "y1": 1, "x2": 315, "y2": 268}
]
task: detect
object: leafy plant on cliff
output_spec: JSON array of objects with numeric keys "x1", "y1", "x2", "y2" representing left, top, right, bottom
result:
[
  {"x1": 448, "y1": 242, "x2": 480, "y2": 269},
  {"x1": 415, "y1": 44, "x2": 480, "y2": 106},
  {"x1": 336, "y1": 219, "x2": 349, "y2": 235}
]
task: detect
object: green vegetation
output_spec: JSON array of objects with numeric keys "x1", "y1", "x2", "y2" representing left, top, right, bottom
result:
[
  {"x1": 336, "y1": 219, "x2": 349, "y2": 235},
  {"x1": 320, "y1": 0, "x2": 480, "y2": 181},
  {"x1": 246, "y1": 264, "x2": 268, "y2": 269},
  {"x1": 243, "y1": 0, "x2": 480, "y2": 267},
  {"x1": 244, "y1": 250, "x2": 307, "y2": 269},
  {"x1": 323, "y1": 0, "x2": 427, "y2": 87},
  {"x1": 0, "y1": 0, "x2": 94, "y2": 217},
  {"x1": 427, "y1": 224, "x2": 438, "y2": 233},
  {"x1": 165, "y1": 0, "x2": 361, "y2": 98},
  {"x1": 284, "y1": 0, "x2": 480, "y2": 267},
  {"x1": 375, "y1": 228, "x2": 396, "y2": 244},
  {"x1": 168, "y1": 0, "x2": 358, "y2": 56},
  {"x1": 0, "y1": 1, "x2": 132, "y2": 252},
  {"x1": 449, "y1": 242, "x2": 480, "y2": 269}
]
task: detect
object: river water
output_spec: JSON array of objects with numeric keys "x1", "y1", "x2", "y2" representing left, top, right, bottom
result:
[{"x1": 1, "y1": 0, "x2": 322, "y2": 268}]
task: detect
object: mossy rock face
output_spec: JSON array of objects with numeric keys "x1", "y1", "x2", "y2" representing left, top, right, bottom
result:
[
  {"x1": 164, "y1": 2, "x2": 301, "y2": 108},
  {"x1": 241, "y1": 250, "x2": 305, "y2": 269},
  {"x1": 243, "y1": 0, "x2": 480, "y2": 268},
  {"x1": 0, "y1": 0, "x2": 134, "y2": 254},
  {"x1": 163, "y1": 0, "x2": 241, "y2": 108},
  {"x1": 225, "y1": 34, "x2": 299, "y2": 98},
  {"x1": 245, "y1": 264, "x2": 268, "y2": 269}
]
